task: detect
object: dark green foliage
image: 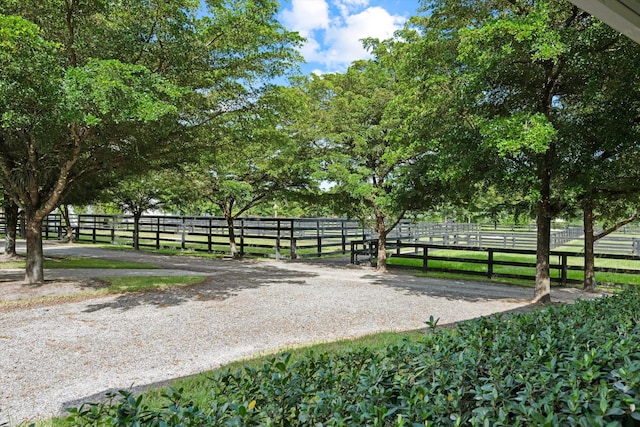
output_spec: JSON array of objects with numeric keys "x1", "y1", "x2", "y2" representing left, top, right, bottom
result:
[{"x1": 65, "y1": 290, "x2": 640, "y2": 426}]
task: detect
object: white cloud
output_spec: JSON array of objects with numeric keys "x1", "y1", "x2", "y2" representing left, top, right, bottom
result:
[
  {"x1": 334, "y1": 0, "x2": 370, "y2": 17},
  {"x1": 280, "y1": 0, "x2": 330, "y2": 36},
  {"x1": 321, "y1": 5, "x2": 406, "y2": 71},
  {"x1": 281, "y1": 0, "x2": 407, "y2": 74}
]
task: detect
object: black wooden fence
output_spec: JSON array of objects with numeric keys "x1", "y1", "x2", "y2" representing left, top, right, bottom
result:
[
  {"x1": 1, "y1": 213, "x2": 437, "y2": 259},
  {"x1": 3, "y1": 212, "x2": 640, "y2": 257},
  {"x1": 72, "y1": 215, "x2": 379, "y2": 258},
  {"x1": 351, "y1": 240, "x2": 640, "y2": 286}
]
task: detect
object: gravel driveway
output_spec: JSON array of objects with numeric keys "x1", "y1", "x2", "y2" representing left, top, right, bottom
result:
[{"x1": 0, "y1": 242, "x2": 599, "y2": 424}]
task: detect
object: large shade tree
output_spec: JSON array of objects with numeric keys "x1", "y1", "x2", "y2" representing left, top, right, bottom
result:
[
  {"x1": 0, "y1": 1, "x2": 302, "y2": 283},
  {"x1": 163, "y1": 86, "x2": 315, "y2": 258},
  {"x1": 409, "y1": 0, "x2": 640, "y2": 302},
  {"x1": 555, "y1": 36, "x2": 640, "y2": 291},
  {"x1": 304, "y1": 57, "x2": 456, "y2": 273}
]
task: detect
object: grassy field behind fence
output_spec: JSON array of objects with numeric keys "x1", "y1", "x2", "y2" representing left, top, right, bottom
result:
[
  {"x1": 385, "y1": 247, "x2": 640, "y2": 286},
  {"x1": 4, "y1": 214, "x2": 640, "y2": 285}
]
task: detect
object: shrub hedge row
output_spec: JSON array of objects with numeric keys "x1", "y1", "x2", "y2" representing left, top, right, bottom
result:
[{"x1": 67, "y1": 290, "x2": 640, "y2": 426}]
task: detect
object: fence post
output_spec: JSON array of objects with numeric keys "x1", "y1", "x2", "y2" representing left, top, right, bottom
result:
[
  {"x1": 208, "y1": 218, "x2": 212, "y2": 253},
  {"x1": 291, "y1": 238, "x2": 297, "y2": 260},
  {"x1": 422, "y1": 246, "x2": 429, "y2": 272},
  {"x1": 181, "y1": 217, "x2": 186, "y2": 250},
  {"x1": 396, "y1": 239, "x2": 401, "y2": 255},
  {"x1": 240, "y1": 218, "x2": 245, "y2": 257},
  {"x1": 350, "y1": 241, "x2": 355, "y2": 264},
  {"x1": 560, "y1": 254, "x2": 568, "y2": 287},
  {"x1": 487, "y1": 249, "x2": 494, "y2": 279},
  {"x1": 317, "y1": 220, "x2": 322, "y2": 257},
  {"x1": 275, "y1": 219, "x2": 281, "y2": 260},
  {"x1": 44, "y1": 217, "x2": 49, "y2": 240},
  {"x1": 75, "y1": 214, "x2": 82, "y2": 242},
  {"x1": 155, "y1": 217, "x2": 160, "y2": 249}
]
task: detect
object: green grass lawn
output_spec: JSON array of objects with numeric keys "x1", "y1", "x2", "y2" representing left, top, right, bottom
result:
[
  {"x1": 96, "y1": 275, "x2": 205, "y2": 293},
  {"x1": 0, "y1": 275, "x2": 206, "y2": 310},
  {"x1": 0, "y1": 256, "x2": 157, "y2": 270},
  {"x1": 75, "y1": 229, "x2": 347, "y2": 257},
  {"x1": 0, "y1": 254, "x2": 204, "y2": 308},
  {"x1": 387, "y1": 249, "x2": 640, "y2": 286}
]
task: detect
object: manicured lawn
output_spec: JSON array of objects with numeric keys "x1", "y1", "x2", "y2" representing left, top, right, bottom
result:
[
  {"x1": 387, "y1": 249, "x2": 640, "y2": 286},
  {"x1": 0, "y1": 256, "x2": 156, "y2": 270},
  {"x1": 0, "y1": 276, "x2": 206, "y2": 310}
]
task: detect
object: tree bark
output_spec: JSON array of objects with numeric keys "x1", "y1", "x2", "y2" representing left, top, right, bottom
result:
[
  {"x1": 24, "y1": 210, "x2": 44, "y2": 284},
  {"x1": 375, "y1": 214, "x2": 388, "y2": 273},
  {"x1": 583, "y1": 203, "x2": 640, "y2": 291},
  {"x1": 59, "y1": 204, "x2": 74, "y2": 243},
  {"x1": 533, "y1": 165, "x2": 552, "y2": 303},
  {"x1": 3, "y1": 194, "x2": 18, "y2": 257},
  {"x1": 133, "y1": 212, "x2": 142, "y2": 250},
  {"x1": 583, "y1": 200, "x2": 597, "y2": 292},
  {"x1": 225, "y1": 213, "x2": 240, "y2": 259}
]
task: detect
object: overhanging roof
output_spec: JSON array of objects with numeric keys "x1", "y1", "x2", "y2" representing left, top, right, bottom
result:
[{"x1": 569, "y1": 0, "x2": 640, "y2": 43}]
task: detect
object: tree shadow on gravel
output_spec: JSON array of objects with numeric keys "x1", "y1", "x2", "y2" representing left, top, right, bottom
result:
[
  {"x1": 362, "y1": 271, "x2": 534, "y2": 302},
  {"x1": 83, "y1": 265, "x2": 316, "y2": 312}
]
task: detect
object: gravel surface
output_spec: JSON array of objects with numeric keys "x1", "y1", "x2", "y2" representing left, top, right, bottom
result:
[{"x1": 0, "y1": 242, "x2": 602, "y2": 425}]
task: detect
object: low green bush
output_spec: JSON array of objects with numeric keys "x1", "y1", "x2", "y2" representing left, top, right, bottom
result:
[{"x1": 64, "y1": 290, "x2": 640, "y2": 426}]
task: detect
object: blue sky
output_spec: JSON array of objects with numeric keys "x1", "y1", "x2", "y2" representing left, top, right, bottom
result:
[{"x1": 279, "y1": 0, "x2": 421, "y2": 76}]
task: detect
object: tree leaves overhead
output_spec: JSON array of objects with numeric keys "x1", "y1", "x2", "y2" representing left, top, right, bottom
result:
[
  {"x1": 407, "y1": 0, "x2": 640, "y2": 299},
  {"x1": 0, "y1": 0, "x2": 303, "y2": 282},
  {"x1": 64, "y1": 59, "x2": 181, "y2": 126}
]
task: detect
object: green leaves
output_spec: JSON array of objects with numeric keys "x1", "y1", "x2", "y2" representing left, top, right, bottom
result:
[
  {"x1": 479, "y1": 113, "x2": 557, "y2": 156},
  {"x1": 0, "y1": 14, "x2": 62, "y2": 129},
  {"x1": 64, "y1": 59, "x2": 180, "y2": 126}
]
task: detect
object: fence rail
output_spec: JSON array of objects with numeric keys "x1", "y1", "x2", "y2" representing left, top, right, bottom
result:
[
  {"x1": 3, "y1": 212, "x2": 640, "y2": 257},
  {"x1": 0, "y1": 213, "x2": 437, "y2": 259},
  {"x1": 351, "y1": 240, "x2": 640, "y2": 286}
]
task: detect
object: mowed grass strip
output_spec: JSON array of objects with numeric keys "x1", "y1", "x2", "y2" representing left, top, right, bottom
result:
[
  {"x1": 0, "y1": 257, "x2": 157, "y2": 270},
  {"x1": 0, "y1": 276, "x2": 206, "y2": 310},
  {"x1": 387, "y1": 249, "x2": 640, "y2": 286}
]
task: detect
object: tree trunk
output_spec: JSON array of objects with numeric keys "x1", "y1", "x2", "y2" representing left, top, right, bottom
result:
[
  {"x1": 225, "y1": 214, "x2": 240, "y2": 259},
  {"x1": 3, "y1": 194, "x2": 18, "y2": 257},
  {"x1": 133, "y1": 212, "x2": 142, "y2": 250},
  {"x1": 533, "y1": 167, "x2": 552, "y2": 303},
  {"x1": 583, "y1": 200, "x2": 597, "y2": 292},
  {"x1": 376, "y1": 214, "x2": 388, "y2": 273},
  {"x1": 59, "y1": 204, "x2": 74, "y2": 243},
  {"x1": 24, "y1": 210, "x2": 45, "y2": 284}
]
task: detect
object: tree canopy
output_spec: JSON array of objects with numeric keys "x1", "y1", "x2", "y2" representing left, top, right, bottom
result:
[
  {"x1": 403, "y1": 0, "x2": 640, "y2": 301},
  {"x1": 0, "y1": 0, "x2": 303, "y2": 282},
  {"x1": 301, "y1": 53, "x2": 462, "y2": 272}
]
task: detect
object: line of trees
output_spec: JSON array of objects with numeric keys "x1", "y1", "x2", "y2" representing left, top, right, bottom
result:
[{"x1": 2, "y1": 0, "x2": 640, "y2": 303}]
